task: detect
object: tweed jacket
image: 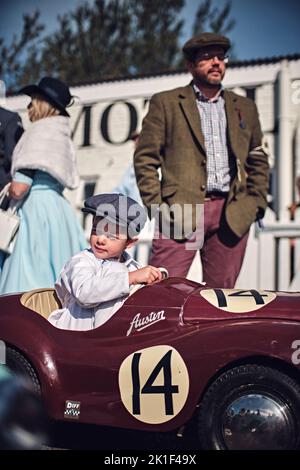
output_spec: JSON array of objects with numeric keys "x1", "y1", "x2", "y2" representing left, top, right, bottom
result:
[{"x1": 134, "y1": 83, "x2": 269, "y2": 239}]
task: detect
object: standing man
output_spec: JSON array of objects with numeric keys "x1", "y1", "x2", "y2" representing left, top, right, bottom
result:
[
  {"x1": 0, "y1": 107, "x2": 24, "y2": 190},
  {"x1": 114, "y1": 131, "x2": 142, "y2": 204},
  {"x1": 134, "y1": 32, "x2": 269, "y2": 288}
]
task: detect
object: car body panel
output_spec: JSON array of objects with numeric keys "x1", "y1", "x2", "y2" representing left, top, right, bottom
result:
[{"x1": 1, "y1": 278, "x2": 300, "y2": 432}]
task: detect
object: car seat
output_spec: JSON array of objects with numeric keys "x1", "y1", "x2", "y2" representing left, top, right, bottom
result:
[{"x1": 20, "y1": 289, "x2": 62, "y2": 319}]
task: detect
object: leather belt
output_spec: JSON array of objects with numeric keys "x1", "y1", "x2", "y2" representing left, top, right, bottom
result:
[{"x1": 204, "y1": 192, "x2": 228, "y2": 201}]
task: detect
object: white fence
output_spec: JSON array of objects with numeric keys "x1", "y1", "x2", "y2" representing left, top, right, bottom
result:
[{"x1": 133, "y1": 209, "x2": 300, "y2": 292}]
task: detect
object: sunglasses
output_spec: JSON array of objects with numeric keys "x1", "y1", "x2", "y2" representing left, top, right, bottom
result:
[{"x1": 194, "y1": 52, "x2": 229, "y2": 63}]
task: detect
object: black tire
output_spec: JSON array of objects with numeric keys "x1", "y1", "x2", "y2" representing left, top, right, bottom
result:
[
  {"x1": 0, "y1": 350, "x2": 46, "y2": 449},
  {"x1": 5, "y1": 347, "x2": 41, "y2": 395},
  {"x1": 198, "y1": 364, "x2": 300, "y2": 450}
]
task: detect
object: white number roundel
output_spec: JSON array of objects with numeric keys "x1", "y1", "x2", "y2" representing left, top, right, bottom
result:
[
  {"x1": 118, "y1": 345, "x2": 189, "y2": 424},
  {"x1": 200, "y1": 289, "x2": 276, "y2": 313}
]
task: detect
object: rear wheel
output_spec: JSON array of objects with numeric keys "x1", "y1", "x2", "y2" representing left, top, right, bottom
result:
[
  {"x1": 5, "y1": 347, "x2": 40, "y2": 394},
  {"x1": 198, "y1": 364, "x2": 300, "y2": 450},
  {"x1": 1, "y1": 347, "x2": 46, "y2": 449}
]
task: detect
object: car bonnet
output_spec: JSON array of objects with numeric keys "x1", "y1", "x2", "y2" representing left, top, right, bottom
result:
[{"x1": 183, "y1": 286, "x2": 300, "y2": 324}]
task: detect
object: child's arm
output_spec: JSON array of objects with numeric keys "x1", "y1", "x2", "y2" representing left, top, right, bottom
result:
[
  {"x1": 61, "y1": 257, "x2": 132, "y2": 307},
  {"x1": 128, "y1": 265, "x2": 163, "y2": 285}
]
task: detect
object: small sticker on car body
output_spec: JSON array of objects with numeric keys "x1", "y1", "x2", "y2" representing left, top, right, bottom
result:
[{"x1": 64, "y1": 400, "x2": 81, "y2": 419}]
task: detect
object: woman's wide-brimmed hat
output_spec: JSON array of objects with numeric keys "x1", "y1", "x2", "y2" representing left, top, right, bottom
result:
[{"x1": 19, "y1": 76, "x2": 74, "y2": 116}]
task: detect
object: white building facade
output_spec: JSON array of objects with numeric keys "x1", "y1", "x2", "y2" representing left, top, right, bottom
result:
[{"x1": 5, "y1": 55, "x2": 300, "y2": 290}]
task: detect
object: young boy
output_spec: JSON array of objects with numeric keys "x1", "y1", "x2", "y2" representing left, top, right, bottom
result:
[{"x1": 48, "y1": 193, "x2": 163, "y2": 330}]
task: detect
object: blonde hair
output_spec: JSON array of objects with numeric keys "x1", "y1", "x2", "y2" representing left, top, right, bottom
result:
[{"x1": 28, "y1": 94, "x2": 61, "y2": 122}]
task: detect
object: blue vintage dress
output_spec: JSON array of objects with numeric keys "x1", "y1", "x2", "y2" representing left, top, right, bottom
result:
[{"x1": 0, "y1": 170, "x2": 88, "y2": 294}]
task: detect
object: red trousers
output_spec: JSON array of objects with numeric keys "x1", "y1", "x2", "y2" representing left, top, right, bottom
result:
[{"x1": 150, "y1": 198, "x2": 249, "y2": 288}]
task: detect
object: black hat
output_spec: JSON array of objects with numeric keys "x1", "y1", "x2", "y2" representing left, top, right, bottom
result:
[
  {"x1": 19, "y1": 77, "x2": 74, "y2": 117},
  {"x1": 183, "y1": 32, "x2": 231, "y2": 60},
  {"x1": 82, "y1": 193, "x2": 148, "y2": 238}
]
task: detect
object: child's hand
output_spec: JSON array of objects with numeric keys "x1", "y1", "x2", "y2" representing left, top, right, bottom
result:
[{"x1": 129, "y1": 266, "x2": 163, "y2": 285}]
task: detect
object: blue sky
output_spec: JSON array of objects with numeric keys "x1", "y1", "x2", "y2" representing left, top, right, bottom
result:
[{"x1": 1, "y1": 0, "x2": 300, "y2": 60}]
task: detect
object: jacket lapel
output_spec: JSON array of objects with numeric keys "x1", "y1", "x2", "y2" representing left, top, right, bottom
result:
[
  {"x1": 179, "y1": 85, "x2": 206, "y2": 154},
  {"x1": 179, "y1": 87, "x2": 242, "y2": 158},
  {"x1": 224, "y1": 90, "x2": 240, "y2": 158}
]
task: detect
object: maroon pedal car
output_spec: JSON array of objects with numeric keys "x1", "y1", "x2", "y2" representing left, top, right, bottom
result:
[{"x1": 1, "y1": 277, "x2": 300, "y2": 450}]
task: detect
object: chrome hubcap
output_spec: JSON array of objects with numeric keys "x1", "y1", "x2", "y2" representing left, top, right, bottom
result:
[{"x1": 221, "y1": 393, "x2": 295, "y2": 450}]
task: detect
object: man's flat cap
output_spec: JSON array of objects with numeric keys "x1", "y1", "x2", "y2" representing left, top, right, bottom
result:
[
  {"x1": 82, "y1": 193, "x2": 147, "y2": 236},
  {"x1": 183, "y1": 32, "x2": 231, "y2": 59}
]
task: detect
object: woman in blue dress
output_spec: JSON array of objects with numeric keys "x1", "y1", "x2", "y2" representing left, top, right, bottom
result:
[{"x1": 0, "y1": 77, "x2": 87, "y2": 294}]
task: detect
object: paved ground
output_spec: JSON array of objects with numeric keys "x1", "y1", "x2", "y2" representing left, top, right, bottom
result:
[{"x1": 44, "y1": 421, "x2": 199, "y2": 450}]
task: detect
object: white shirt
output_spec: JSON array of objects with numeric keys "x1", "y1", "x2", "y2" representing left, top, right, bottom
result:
[{"x1": 48, "y1": 249, "x2": 139, "y2": 331}]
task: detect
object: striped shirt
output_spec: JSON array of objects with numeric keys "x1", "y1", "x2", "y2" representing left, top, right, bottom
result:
[{"x1": 193, "y1": 83, "x2": 232, "y2": 193}]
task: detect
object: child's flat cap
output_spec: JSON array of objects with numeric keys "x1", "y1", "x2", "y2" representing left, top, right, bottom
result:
[{"x1": 82, "y1": 193, "x2": 147, "y2": 235}]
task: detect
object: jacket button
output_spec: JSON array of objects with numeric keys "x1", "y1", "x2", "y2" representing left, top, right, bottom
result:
[
  {"x1": 201, "y1": 159, "x2": 206, "y2": 166},
  {"x1": 200, "y1": 185, "x2": 206, "y2": 191}
]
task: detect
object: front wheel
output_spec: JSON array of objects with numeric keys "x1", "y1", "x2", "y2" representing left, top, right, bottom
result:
[{"x1": 197, "y1": 364, "x2": 300, "y2": 450}]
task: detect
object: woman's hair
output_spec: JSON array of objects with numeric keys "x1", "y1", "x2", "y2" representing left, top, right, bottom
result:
[{"x1": 28, "y1": 94, "x2": 61, "y2": 122}]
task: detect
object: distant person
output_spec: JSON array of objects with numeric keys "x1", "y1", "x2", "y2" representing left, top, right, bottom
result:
[
  {"x1": 48, "y1": 193, "x2": 163, "y2": 330},
  {"x1": 0, "y1": 106, "x2": 23, "y2": 190},
  {"x1": 289, "y1": 175, "x2": 300, "y2": 219},
  {"x1": 113, "y1": 131, "x2": 142, "y2": 204},
  {"x1": 0, "y1": 77, "x2": 88, "y2": 294},
  {"x1": 134, "y1": 32, "x2": 269, "y2": 288},
  {"x1": 289, "y1": 175, "x2": 300, "y2": 290}
]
